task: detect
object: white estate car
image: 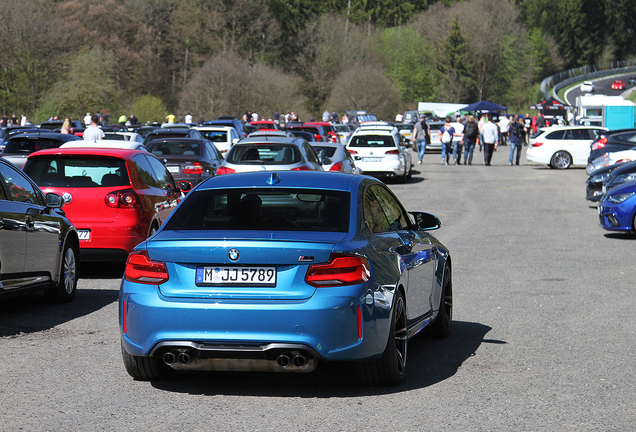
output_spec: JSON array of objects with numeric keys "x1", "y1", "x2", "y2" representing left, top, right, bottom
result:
[
  {"x1": 580, "y1": 81, "x2": 595, "y2": 92},
  {"x1": 527, "y1": 125, "x2": 607, "y2": 169},
  {"x1": 346, "y1": 123, "x2": 412, "y2": 182},
  {"x1": 194, "y1": 126, "x2": 241, "y2": 155}
]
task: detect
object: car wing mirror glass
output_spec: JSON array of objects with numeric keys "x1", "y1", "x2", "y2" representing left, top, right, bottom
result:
[
  {"x1": 409, "y1": 211, "x2": 441, "y2": 231},
  {"x1": 46, "y1": 192, "x2": 64, "y2": 209},
  {"x1": 179, "y1": 180, "x2": 193, "y2": 193}
]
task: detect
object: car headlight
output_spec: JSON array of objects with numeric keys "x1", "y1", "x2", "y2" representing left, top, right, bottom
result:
[
  {"x1": 614, "y1": 173, "x2": 636, "y2": 185},
  {"x1": 590, "y1": 172, "x2": 610, "y2": 182},
  {"x1": 607, "y1": 192, "x2": 635, "y2": 204}
]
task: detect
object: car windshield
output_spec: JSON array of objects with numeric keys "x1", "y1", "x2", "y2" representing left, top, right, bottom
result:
[
  {"x1": 164, "y1": 188, "x2": 350, "y2": 232},
  {"x1": 333, "y1": 125, "x2": 350, "y2": 132},
  {"x1": 348, "y1": 135, "x2": 395, "y2": 148},
  {"x1": 199, "y1": 131, "x2": 228, "y2": 142},
  {"x1": 226, "y1": 144, "x2": 302, "y2": 164},
  {"x1": 148, "y1": 141, "x2": 201, "y2": 156},
  {"x1": 397, "y1": 124, "x2": 414, "y2": 131},
  {"x1": 104, "y1": 133, "x2": 126, "y2": 141},
  {"x1": 4, "y1": 138, "x2": 65, "y2": 154},
  {"x1": 290, "y1": 131, "x2": 315, "y2": 141},
  {"x1": 24, "y1": 156, "x2": 129, "y2": 187}
]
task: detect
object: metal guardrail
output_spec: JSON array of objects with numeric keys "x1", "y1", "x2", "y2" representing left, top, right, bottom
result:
[{"x1": 541, "y1": 60, "x2": 636, "y2": 104}]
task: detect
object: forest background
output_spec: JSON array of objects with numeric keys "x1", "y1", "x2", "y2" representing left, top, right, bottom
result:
[{"x1": 1, "y1": 0, "x2": 635, "y2": 124}]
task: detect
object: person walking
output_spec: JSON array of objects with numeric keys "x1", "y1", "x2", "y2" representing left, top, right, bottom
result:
[
  {"x1": 482, "y1": 114, "x2": 498, "y2": 166},
  {"x1": 412, "y1": 114, "x2": 431, "y2": 164},
  {"x1": 508, "y1": 115, "x2": 524, "y2": 166},
  {"x1": 452, "y1": 115, "x2": 464, "y2": 165},
  {"x1": 322, "y1": 110, "x2": 330, "y2": 122},
  {"x1": 462, "y1": 115, "x2": 479, "y2": 165},
  {"x1": 478, "y1": 114, "x2": 485, "y2": 152},
  {"x1": 498, "y1": 114, "x2": 510, "y2": 147},
  {"x1": 524, "y1": 113, "x2": 532, "y2": 146},
  {"x1": 438, "y1": 117, "x2": 455, "y2": 165},
  {"x1": 83, "y1": 114, "x2": 105, "y2": 141},
  {"x1": 101, "y1": 110, "x2": 109, "y2": 127}
]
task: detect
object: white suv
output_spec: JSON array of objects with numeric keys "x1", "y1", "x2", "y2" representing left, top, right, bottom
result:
[{"x1": 346, "y1": 124, "x2": 412, "y2": 182}]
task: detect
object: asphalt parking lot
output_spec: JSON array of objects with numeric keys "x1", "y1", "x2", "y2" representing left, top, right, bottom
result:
[{"x1": 1, "y1": 145, "x2": 635, "y2": 431}]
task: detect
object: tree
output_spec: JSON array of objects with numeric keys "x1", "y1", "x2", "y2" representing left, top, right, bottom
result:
[
  {"x1": 132, "y1": 95, "x2": 169, "y2": 124},
  {"x1": 325, "y1": 64, "x2": 401, "y2": 120},
  {"x1": 43, "y1": 47, "x2": 120, "y2": 121}
]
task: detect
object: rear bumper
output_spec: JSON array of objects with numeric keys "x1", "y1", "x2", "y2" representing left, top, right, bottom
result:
[{"x1": 120, "y1": 280, "x2": 393, "y2": 364}]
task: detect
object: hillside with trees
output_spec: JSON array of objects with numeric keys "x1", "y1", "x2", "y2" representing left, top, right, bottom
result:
[{"x1": 0, "y1": 0, "x2": 634, "y2": 123}]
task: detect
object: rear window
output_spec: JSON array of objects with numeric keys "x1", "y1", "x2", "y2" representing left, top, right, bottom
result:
[
  {"x1": 24, "y1": 156, "x2": 129, "y2": 187},
  {"x1": 164, "y1": 188, "x2": 350, "y2": 232},
  {"x1": 4, "y1": 138, "x2": 67, "y2": 154},
  {"x1": 333, "y1": 125, "x2": 351, "y2": 132},
  {"x1": 148, "y1": 141, "x2": 201, "y2": 156},
  {"x1": 226, "y1": 144, "x2": 301, "y2": 165},
  {"x1": 199, "y1": 131, "x2": 228, "y2": 142},
  {"x1": 348, "y1": 135, "x2": 396, "y2": 148},
  {"x1": 611, "y1": 132, "x2": 636, "y2": 143},
  {"x1": 104, "y1": 133, "x2": 125, "y2": 141},
  {"x1": 311, "y1": 146, "x2": 337, "y2": 158}
]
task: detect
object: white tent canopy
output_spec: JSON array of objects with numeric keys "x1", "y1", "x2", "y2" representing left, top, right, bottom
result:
[{"x1": 417, "y1": 102, "x2": 469, "y2": 117}]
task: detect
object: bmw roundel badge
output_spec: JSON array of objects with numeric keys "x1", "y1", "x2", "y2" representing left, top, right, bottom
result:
[{"x1": 228, "y1": 248, "x2": 240, "y2": 261}]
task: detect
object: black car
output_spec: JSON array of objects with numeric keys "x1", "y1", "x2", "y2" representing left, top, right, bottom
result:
[
  {"x1": 147, "y1": 138, "x2": 224, "y2": 186},
  {"x1": 0, "y1": 157, "x2": 79, "y2": 302},
  {"x1": 629, "y1": 76, "x2": 636, "y2": 86},
  {"x1": 142, "y1": 128, "x2": 204, "y2": 146},
  {"x1": 603, "y1": 160, "x2": 636, "y2": 194},
  {"x1": 2, "y1": 132, "x2": 82, "y2": 168},
  {"x1": 39, "y1": 120, "x2": 83, "y2": 130},
  {"x1": 588, "y1": 129, "x2": 636, "y2": 165},
  {"x1": 585, "y1": 161, "x2": 632, "y2": 201}
]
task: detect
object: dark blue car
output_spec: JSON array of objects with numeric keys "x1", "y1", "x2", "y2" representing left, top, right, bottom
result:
[
  {"x1": 598, "y1": 180, "x2": 636, "y2": 232},
  {"x1": 119, "y1": 171, "x2": 452, "y2": 385}
]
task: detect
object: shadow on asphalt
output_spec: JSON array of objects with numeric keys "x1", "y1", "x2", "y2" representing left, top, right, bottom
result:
[
  {"x1": 0, "y1": 261, "x2": 123, "y2": 337},
  {"x1": 604, "y1": 232, "x2": 636, "y2": 240},
  {"x1": 151, "y1": 321, "x2": 497, "y2": 396}
]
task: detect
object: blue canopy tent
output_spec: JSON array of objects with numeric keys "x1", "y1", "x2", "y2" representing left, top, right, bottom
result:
[{"x1": 461, "y1": 100, "x2": 508, "y2": 113}]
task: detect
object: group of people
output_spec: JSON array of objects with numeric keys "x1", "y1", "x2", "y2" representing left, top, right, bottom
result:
[
  {"x1": 1, "y1": 113, "x2": 27, "y2": 127},
  {"x1": 83, "y1": 110, "x2": 138, "y2": 127},
  {"x1": 322, "y1": 110, "x2": 349, "y2": 125},
  {"x1": 411, "y1": 112, "x2": 529, "y2": 167}
]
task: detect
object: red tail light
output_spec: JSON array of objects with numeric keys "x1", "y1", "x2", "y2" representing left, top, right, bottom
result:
[
  {"x1": 105, "y1": 189, "x2": 139, "y2": 208},
  {"x1": 347, "y1": 149, "x2": 358, "y2": 155},
  {"x1": 616, "y1": 159, "x2": 632, "y2": 164},
  {"x1": 292, "y1": 165, "x2": 312, "y2": 171},
  {"x1": 184, "y1": 162, "x2": 203, "y2": 174},
  {"x1": 124, "y1": 251, "x2": 169, "y2": 284},
  {"x1": 306, "y1": 254, "x2": 370, "y2": 287},
  {"x1": 532, "y1": 142, "x2": 544, "y2": 148},
  {"x1": 385, "y1": 149, "x2": 400, "y2": 155},
  {"x1": 329, "y1": 161, "x2": 343, "y2": 171},
  {"x1": 592, "y1": 137, "x2": 607, "y2": 151},
  {"x1": 314, "y1": 134, "x2": 323, "y2": 142},
  {"x1": 216, "y1": 166, "x2": 236, "y2": 175},
  {"x1": 356, "y1": 305, "x2": 363, "y2": 339}
]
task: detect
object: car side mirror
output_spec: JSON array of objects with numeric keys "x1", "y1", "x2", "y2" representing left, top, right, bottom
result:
[
  {"x1": 179, "y1": 181, "x2": 193, "y2": 193},
  {"x1": 409, "y1": 211, "x2": 441, "y2": 231},
  {"x1": 46, "y1": 192, "x2": 64, "y2": 209}
]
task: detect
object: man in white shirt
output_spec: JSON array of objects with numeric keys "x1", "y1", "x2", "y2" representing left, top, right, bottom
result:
[
  {"x1": 482, "y1": 114, "x2": 499, "y2": 166},
  {"x1": 452, "y1": 115, "x2": 465, "y2": 165},
  {"x1": 184, "y1": 113, "x2": 193, "y2": 123},
  {"x1": 83, "y1": 114, "x2": 105, "y2": 141},
  {"x1": 498, "y1": 115, "x2": 511, "y2": 147},
  {"x1": 84, "y1": 112, "x2": 92, "y2": 127}
]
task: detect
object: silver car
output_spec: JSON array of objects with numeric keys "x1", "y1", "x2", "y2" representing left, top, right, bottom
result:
[
  {"x1": 310, "y1": 142, "x2": 360, "y2": 174},
  {"x1": 216, "y1": 136, "x2": 324, "y2": 175}
]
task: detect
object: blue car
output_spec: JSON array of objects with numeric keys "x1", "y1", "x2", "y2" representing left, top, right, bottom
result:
[
  {"x1": 119, "y1": 171, "x2": 452, "y2": 386},
  {"x1": 598, "y1": 180, "x2": 636, "y2": 232}
]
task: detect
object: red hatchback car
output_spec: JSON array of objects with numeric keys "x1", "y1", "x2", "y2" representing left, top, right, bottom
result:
[{"x1": 23, "y1": 148, "x2": 191, "y2": 261}]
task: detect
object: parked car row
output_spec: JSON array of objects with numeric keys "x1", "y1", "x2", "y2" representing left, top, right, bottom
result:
[{"x1": 582, "y1": 129, "x2": 636, "y2": 234}]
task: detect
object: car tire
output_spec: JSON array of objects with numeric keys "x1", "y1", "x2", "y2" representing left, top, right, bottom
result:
[
  {"x1": 407, "y1": 162, "x2": 413, "y2": 180},
  {"x1": 148, "y1": 223, "x2": 158, "y2": 237},
  {"x1": 550, "y1": 151, "x2": 572, "y2": 169},
  {"x1": 356, "y1": 290, "x2": 407, "y2": 386},
  {"x1": 121, "y1": 340, "x2": 171, "y2": 380},
  {"x1": 44, "y1": 240, "x2": 78, "y2": 303},
  {"x1": 426, "y1": 264, "x2": 453, "y2": 338}
]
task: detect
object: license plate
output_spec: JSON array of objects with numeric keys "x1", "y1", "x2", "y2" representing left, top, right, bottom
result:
[
  {"x1": 362, "y1": 157, "x2": 382, "y2": 162},
  {"x1": 196, "y1": 266, "x2": 276, "y2": 286},
  {"x1": 167, "y1": 166, "x2": 179, "y2": 173},
  {"x1": 78, "y1": 229, "x2": 91, "y2": 240}
]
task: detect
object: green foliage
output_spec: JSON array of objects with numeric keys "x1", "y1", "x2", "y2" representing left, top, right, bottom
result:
[
  {"x1": 132, "y1": 95, "x2": 169, "y2": 125},
  {"x1": 33, "y1": 101, "x2": 61, "y2": 125},
  {"x1": 378, "y1": 27, "x2": 436, "y2": 103}
]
